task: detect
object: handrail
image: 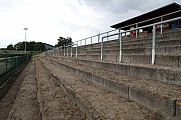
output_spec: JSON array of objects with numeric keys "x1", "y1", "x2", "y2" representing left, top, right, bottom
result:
[
  {"x1": 47, "y1": 14, "x2": 181, "y2": 64},
  {"x1": 100, "y1": 16, "x2": 181, "y2": 64},
  {"x1": 75, "y1": 9, "x2": 181, "y2": 44}
]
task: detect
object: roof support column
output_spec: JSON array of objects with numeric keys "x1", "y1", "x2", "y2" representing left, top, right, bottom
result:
[{"x1": 160, "y1": 16, "x2": 163, "y2": 34}]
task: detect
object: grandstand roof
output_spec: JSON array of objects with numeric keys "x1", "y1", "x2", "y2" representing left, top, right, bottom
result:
[{"x1": 110, "y1": 2, "x2": 181, "y2": 30}]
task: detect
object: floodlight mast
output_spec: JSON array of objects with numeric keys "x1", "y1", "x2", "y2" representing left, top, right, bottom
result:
[{"x1": 23, "y1": 28, "x2": 28, "y2": 53}]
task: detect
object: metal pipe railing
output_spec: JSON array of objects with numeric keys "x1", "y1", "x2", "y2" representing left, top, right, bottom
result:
[
  {"x1": 47, "y1": 14, "x2": 181, "y2": 65},
  {"x1": 100, "y1": 16, "x2": 181, "y2": 64}
]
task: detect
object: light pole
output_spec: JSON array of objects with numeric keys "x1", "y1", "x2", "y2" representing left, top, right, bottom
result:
[{"x1": 24, "y1": 28, "x2": 28, "y2": 53}]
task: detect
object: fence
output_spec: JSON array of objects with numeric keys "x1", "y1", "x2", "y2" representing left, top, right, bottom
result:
[{"x1": 0, "y1": 54, "x2": 31, "y2": 88}]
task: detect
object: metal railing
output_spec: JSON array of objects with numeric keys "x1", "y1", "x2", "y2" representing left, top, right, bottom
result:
[
  {"x1": 72, "y1": 9, "x2": 181, "y2": 47},
  {"x1": 46, "y1": 11, "x2": 181, "y2": 65},
  {"x1": 101, "y1": 16, "x2": 181, "y2": 64}
]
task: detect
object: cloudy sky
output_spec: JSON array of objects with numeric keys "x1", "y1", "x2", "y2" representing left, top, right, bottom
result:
[{"x1": 0, "y1": 0, "x2": 181, "y2": 48}]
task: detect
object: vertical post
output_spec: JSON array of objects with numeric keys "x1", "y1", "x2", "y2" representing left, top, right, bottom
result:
[
  {"x1": 6, "y1": 57, "x2": 7, "y2": 81},
  {"x1": 85, "y1": 39, "x2": 86, "y2": 45},
  {"x1": 160, "y1": 16, "x2": 163, "y2": 34},
  {"x1": 76, "y1": 43, "x2": 78, "y2": 58},
  {"x1": 11, "y1": 57, "x2": 13, "y2": 70},
  {"x1": 23, "y1": 28, "x2": 28, "y2": 53},
  {"x1": 119, "y1": 29, "x2": 122, "y2": 62},
  {"x1": 71, "y1": 45, "x2": 73, "y2": 57},
  {"x1": 64, "y1": 45, "x2": 65, "y2": 56},
  {"x1": 25, "y1": 30, "x2": 26, "y2": 53},
  {"x1": 136, "y1": 24, "x2": 138, "y2": 38},
  {"x1": 101, "y1": 38, "x2": 103, "y2": 60},
  {"x1": 6, "y1": 57, "x2": 8, "y2": 72},
  {"x1": 98, "y1": 34, "x2": 100, "y2": 43},
  {"x1": 67, "y1": 46, "x2": 68, "y2": 57},
  {"x1": 152, "y1": 25, "x2": 156, "y2": 65},
  {"x1": 91, "y1": 37, "x2": 92, "y2": 44},
  {"x1": 107, "y1": 32, "x2": 109, "y2": 41}
]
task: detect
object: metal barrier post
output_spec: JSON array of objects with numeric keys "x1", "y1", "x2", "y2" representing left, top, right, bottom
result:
[
  {"x1": 91, "y1": 37, "x2": 92, "y2": 44},
  {"x1": 11, "y1": 57, "x2": 12, "y2": 69},
  {"x1": 71, "y1": 45, "x2": 72, "y2": 57},
  {"x1": 107, "y1": 32, "x2": 109, "y2": 41},
  {"x1": 64, "y1": 45, "x2": 65, "y2": 56},
  {"x1": 67, "y1": 46, "x2": 68, "y2": 57},
  {"x1": 101, "y1": 37, "x2": 103, "y2": 60},
  {"x1": 6, "y1": 57, "x2": 7, "y2": 80},
  {"x1": 152, "y1": 25, "x2": 156, "y2": 65},
  {"x1": 119, "y1": 29, "x2": 122, "y2": 62},
  {"x1": 98, "y1": 34, "x2": 100, "y2": 43},
  {"x1": 76, "y1": 43, "x2": 78, "y2": 58},
  {"x1": 85, "y1": 39, "x2": 86, "y2": 45}
]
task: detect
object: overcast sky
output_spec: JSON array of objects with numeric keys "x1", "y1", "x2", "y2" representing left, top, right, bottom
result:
[{"x1": 0, "y1": 0, "x2": 181, "y2": 48}]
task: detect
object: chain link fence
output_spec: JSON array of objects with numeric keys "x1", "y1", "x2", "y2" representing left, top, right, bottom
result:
[{"x1": 0, "y1": 54, "x2": 31, "y2": 88}]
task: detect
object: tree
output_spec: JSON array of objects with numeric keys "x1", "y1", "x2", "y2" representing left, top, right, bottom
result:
[
  {"x1": 34, "y1": 42, "x2": 45, "y2": 51},
  {"x1": 55, "y1": 36, "x2": 72, "y2": 47},
  {"x1": 6, "y1": 44, "x2": 14, "y2": 50}
]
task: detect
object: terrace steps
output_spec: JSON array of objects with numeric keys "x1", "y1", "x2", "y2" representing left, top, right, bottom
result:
[
  {"x1": 49, "y1": 28, "x2": 181, "y2": 119},
  {"x1": 44, "y1": 56, "x2": 181, "y2": 119}
]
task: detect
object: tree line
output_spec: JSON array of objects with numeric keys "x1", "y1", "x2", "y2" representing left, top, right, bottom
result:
[
  {"x1": 5, "y1": 36, "x2": 73, "y2": 51},
  {"x1": 6, "y1": 41, "x2": 46, "y2": 51}
]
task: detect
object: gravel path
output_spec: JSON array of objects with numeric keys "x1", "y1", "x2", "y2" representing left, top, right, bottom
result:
[{"x1": 42, "y1": 58, "x2": 164, "y2": 120}]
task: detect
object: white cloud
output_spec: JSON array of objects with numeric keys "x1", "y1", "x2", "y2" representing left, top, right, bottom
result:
[{"x1": 0, "y1": 0, "x2": 180, "y2": 48}]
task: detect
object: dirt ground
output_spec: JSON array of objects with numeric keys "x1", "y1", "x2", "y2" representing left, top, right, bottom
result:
[{"x1": 0, "y1": 60, "x2": 85, "y2": 120}]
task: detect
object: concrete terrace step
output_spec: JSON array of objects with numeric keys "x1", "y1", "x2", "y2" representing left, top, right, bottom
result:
[
  {"x1": 76, "y1": 44, "x2": 181, "y2": 56},
  {"x1": 41, "y1": 58, "x2": 164, "y2": 120},
  {"x1": 47, "y1": 56, "x2": 181, "y2": 119},
  {"x1": 77, "y1": 54, "x2": 181, "y2": 68},
  {"x1": 82, "y1": 38, "x2": 181, "y2": 51},
  {"x1": 53, "y1": 56, "x2": 181, "y2": 85},
  {"x1": 123, "y1": 33, "x2": 181, "y2": 44},
  {"x1": 123, "y1": 29, "x2": 181, "y2": 42}
]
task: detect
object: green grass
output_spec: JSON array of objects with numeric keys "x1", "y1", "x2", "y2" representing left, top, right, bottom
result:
[{"x1": 0, "y1": 50, "x2": 43, "y2": 56}]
